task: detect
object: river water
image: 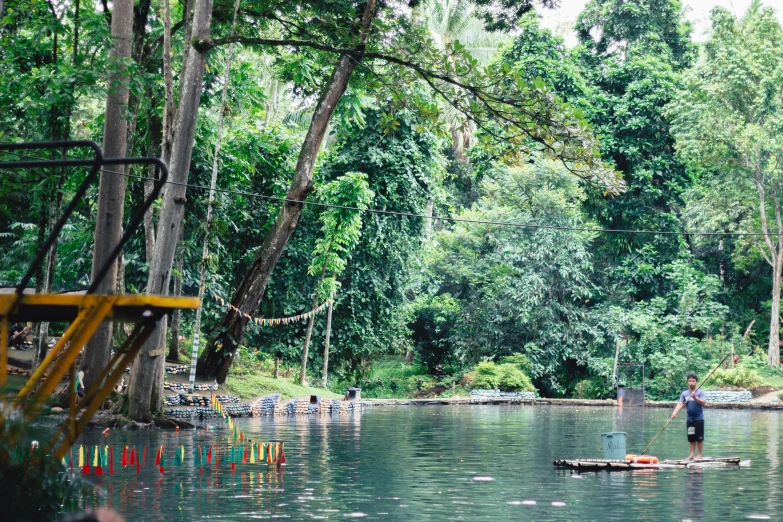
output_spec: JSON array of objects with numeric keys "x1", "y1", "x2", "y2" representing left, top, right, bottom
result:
[{"x1": 74, "y1": 405, "x2": 782, "y2": 521}]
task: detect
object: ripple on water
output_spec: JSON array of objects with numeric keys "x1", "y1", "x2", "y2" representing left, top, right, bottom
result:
[
  {"x1": 473, "y1": 476, "x2": 494, "y2": 481},
  {"x1": 747, "y1": 516, "x2": 771, "y2": 520},
  {"x1": 551, "y1": 502, "x2": 566, "y2": 507}
]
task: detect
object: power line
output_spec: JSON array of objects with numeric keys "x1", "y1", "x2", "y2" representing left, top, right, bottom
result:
[{"x1": 0, "y1": 151, "x2": 775, "y2": 238}]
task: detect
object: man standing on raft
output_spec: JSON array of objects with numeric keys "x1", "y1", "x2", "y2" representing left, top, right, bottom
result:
[{"x1": 671, "y1": 373, "x2": 707, "y2": 460}]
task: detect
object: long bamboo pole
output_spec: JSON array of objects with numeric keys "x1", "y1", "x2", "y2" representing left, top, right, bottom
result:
[{"x1": 640, "y1": 352, "x2": 731, "y2": 455}]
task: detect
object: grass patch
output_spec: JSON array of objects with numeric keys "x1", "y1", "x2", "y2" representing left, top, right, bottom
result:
[
  {"x1": 763, "y1": 375, "x2": 783, "y2": 388},
  {"x1": 223, "y1": 374, "x2": 342, "y2": 401}
]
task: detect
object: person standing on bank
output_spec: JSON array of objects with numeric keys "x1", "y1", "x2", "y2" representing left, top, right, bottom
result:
[{"x1": 670, "y1": 373, "x2": 707, "y2": 460}]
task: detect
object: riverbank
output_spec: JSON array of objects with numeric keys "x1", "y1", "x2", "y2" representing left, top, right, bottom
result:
[{"x1": 361, "y1": 396, "x2": 783, "y2": 410}]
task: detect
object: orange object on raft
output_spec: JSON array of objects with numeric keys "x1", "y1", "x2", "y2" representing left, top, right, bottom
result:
[{"x1": 626, "y1": 454, "x2": 659, "y2": 464}]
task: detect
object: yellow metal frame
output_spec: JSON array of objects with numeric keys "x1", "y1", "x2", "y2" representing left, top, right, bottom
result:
[{"x1": 1, "y1": 293, "x2": 199, "y2": 460}]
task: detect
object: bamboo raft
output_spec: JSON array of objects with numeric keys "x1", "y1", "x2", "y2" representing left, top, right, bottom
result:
[{"x1": 553, "y1": 457, "x2": 750, "y2": 471}]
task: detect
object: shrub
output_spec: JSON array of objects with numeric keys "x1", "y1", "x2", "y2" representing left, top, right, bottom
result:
[
  {"x1": 409, "y1": 295, "x2": 461, "y2": 374},
  {"x1": 472, "y1": 361, "x2": 500, "y2": 389},
  {"x1": 710, "y1": 367, "x2": 764, "y2": 389},
  {"x1": 499, "y1": 353, "x2": 532, "y2": 373},
  {"x1": 573, "y1": 377, "x2": 607, "y2": 399},
  {"x1": 496, "y1": 364, "x2": 535, "y2": 391},
  {"x1": 471, "y1": 361, "x2": 535, "y2": 392}
]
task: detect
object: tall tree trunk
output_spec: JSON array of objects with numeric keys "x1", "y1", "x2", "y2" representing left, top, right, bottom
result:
[
  {"x1": 167, "y1": 228, "x2": 184, "y2": 362},
  {"x1": 34, "y1": 172, "x2": 67, "y2": 368},
  {"x1": 81, "y1": 0, "x2": 134, "y2": 388},
  {"x1": 142, "y1": 106, "x2": 163, "y2": 260},
  {"x1": 177, "y1": 0, "x2": 195, "y2": 112},
  {"x1": 321, "y1": 297, "x2": 334, "y2": 388},
  {"x1": 769, "y1": 255, "x2": 782, "y2": 367},
  {"x1": 161, "y1": 0, "x2": 176, "y2": 166},
  {"x1": 263, "y1": 79, "x2": 279, "y2": 127},
  {"x1": 758, "y1": 182, "x2": 782, "y2": 368},
  {"x1": 151, "y1": 314, "x2": 167, "y2": 413},
  {"x1": 769, "y1": 267, "x2": 781, "y2": 366},
  {"x1": 187, "y1": 0, "x2": 239, "y2": 391},
  {"x1": 127, "y1": 0, "x2": 214, "y2": 422},
  {"x1": 197, "y1": 0, "x2": 378, "y2": 384},
  {"x1": 143, "y1": 170, "x2": 157, "y2": 260},
  {"x1": 300, "y1": 256, "x2": 330, "y2": 386}
]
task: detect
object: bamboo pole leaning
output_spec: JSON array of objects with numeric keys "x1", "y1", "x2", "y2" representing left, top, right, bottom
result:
[{"x1": 640, "y1": 352, "x2": 731, "y2": 456}]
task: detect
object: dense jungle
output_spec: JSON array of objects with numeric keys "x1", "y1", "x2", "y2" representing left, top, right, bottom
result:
[{"x1": 2, "y1": 0, "x2": 783, "y2": 419}]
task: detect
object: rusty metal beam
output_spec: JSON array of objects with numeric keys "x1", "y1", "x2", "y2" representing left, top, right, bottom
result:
[
  {"x1": 17, "y1": 306, "x2": 92, "y2": 398},
  {"x1": 50, "y1": 321, "x2": 156, "y2": 460},
  {"x1": 22, "y1": 297, "x2": 116, "y2": 417},
  {"x1": 2, "y1": 293, "x2": 199, "y2": 460}
]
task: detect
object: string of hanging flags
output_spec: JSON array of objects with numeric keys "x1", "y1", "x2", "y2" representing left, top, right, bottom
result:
[{"x1": 209, "y1": 291, "x2": 332, "y2": 327}]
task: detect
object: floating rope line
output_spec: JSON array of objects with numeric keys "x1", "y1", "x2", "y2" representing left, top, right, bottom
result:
[{"x1": 209, "y1": 291, "x2": 332, "y2": 327}]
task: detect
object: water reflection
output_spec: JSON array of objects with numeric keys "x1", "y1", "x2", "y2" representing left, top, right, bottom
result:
[
  {"x1": 69, "y1": 406, "x2": 783, "y2": 521},
  {"x1": 683, "y1": 468, "x2": 704, "y2": 520},
  {"x1": 767, "y1": 412, "x2": 778, "y2": 513}
]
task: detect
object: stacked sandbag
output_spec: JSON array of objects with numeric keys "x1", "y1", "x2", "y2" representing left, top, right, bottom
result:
[
  {"x1": 250, "y1": 394, "x2": 280, "y2": 416},
  {"x1": 164, "y1": 407, "x2": 219, "y2": 419},
  {"x1": 469, "y1": 389, "x2": 538, "y2": 399},
  {"x1": 704, "y1": 390, "x2": 752, "y2": 403},
  {"x1": 164, "y1": 382, "x2": 219, "y2": 392},
  {"x1": 222, "y1": 403, "x2": 251, "y2": 416}
]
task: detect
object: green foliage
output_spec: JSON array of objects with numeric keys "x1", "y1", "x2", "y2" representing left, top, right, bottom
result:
[
  {"x1": 498, "y1": 353, "x2": 531, "y2": 373},
  {"x1": 614, "y1": 258, "x2": 730, "y2": 398},
  {"x1": 5, "y1": 0, "x2": 783, "y2": 411},
  {"x1": 710, "y1": 367, "x2": 764, "y2": 389},
  {"x1": 669, "y1": 3, "x2": 783, "y2": 366},
  {"x1": 409, "y1": 293, "x2": 462, "y2": 373},
  {"x1": 572, "y1": 0, "x2": 695, "y2": 261},
  {"x1": 308, "y1": 171, "x2": 374, "y2": 300},
  {"x1": 573, "y1": 377, "x2": 609, "y2": 399},
  {"x1": 352, "y1": 358, "x2": 434, "y2": 398},
  {"x1": 420, "y1": 158, "x2": 604, "y2": 394},
  {"x1": 469, "y1": 360, "x2": 535, "y2": 392},
  {"x1": 228, "y1": 346, "x2": 275, "y2": 377}
]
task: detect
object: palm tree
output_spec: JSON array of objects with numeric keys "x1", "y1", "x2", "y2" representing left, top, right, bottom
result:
[{"x1": 425, "y1": 0, "x2": 510, "y2": 162}]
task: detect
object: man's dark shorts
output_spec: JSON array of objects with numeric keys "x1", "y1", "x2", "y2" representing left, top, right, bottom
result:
[{"x1": 687, "y1": 420, "x2": 704, "y2": 443}]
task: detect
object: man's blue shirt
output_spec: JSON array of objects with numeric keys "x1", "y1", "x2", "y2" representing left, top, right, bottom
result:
[{"x1": 679, "y1": 388, "x2": 705, "y2": 421}]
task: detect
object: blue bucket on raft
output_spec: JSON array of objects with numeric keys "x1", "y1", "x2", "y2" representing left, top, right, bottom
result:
[{"x1": 601, "y1": 432, "x2": 627, "y2": 460}]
